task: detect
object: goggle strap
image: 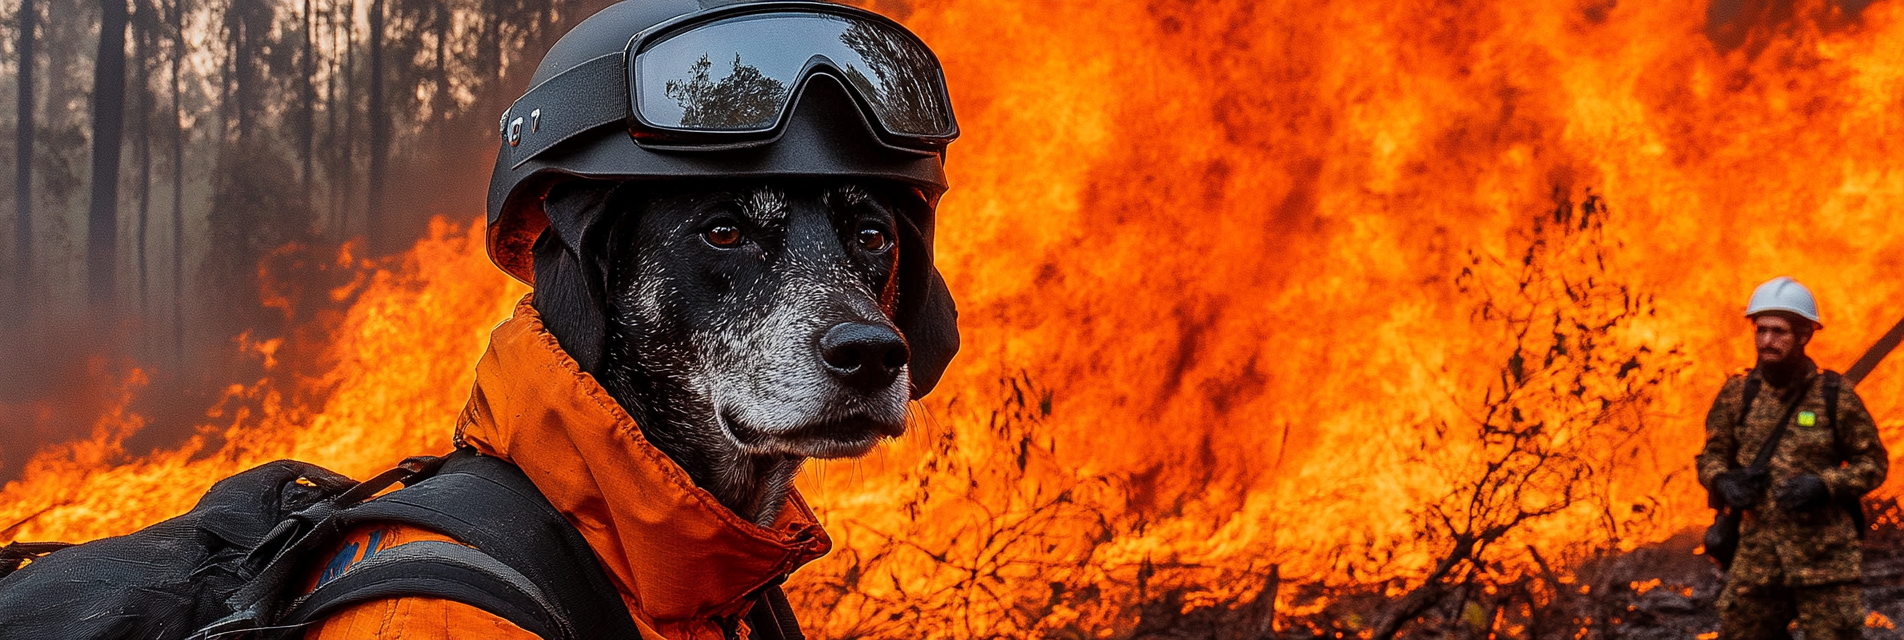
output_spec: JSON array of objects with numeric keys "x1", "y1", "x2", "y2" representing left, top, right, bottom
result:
[{"x1": 503, "y1": 53, "x2": 629, "y2": 169}]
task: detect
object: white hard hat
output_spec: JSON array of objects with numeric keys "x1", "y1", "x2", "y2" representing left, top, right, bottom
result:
[{"x1": 1746, "y1": 276, "x2": 1821, "y2": 327}]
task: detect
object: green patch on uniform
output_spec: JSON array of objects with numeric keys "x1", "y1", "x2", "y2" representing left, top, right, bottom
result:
[{"x1": 1798, "y1": 411, "x2": 1817, "y2": 427}]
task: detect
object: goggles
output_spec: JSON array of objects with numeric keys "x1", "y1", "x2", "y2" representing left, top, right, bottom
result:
[{"x1": 502, "y1": 2, "x2": 958, "y2": 168}]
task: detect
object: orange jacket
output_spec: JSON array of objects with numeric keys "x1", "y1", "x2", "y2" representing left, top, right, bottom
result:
[{"x1": 304, "y1": 296, "x2": 833, "y2": 640}]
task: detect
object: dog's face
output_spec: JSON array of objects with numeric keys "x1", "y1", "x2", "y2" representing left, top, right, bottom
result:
[{"x1": 595, "y1": 180, "x2": 913, "y2": 510}]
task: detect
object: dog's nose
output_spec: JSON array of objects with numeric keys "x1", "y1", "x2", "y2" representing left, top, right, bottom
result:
[{"x1": 819, "y1": 322, "x2": 910, "y2": 390}]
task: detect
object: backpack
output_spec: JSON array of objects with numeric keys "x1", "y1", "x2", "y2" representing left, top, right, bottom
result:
[{"x1": 0, "y1": 449, "x2": 804, "y2": 640}]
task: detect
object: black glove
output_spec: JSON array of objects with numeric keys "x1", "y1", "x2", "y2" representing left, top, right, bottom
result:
[
  {"x1": 1712, "y1": 470, "x2": 1766, "y2": 510},
  {"x1": 1775, "y1": 475, "x2": 1832, "y2": 511}
]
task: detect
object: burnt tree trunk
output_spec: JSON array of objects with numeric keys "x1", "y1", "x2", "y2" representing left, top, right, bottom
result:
[
  {"x1": 433, "y1": 2, "x2": 448, "y2": 122},
  {"x1": 366, "y1": 0, "x2": 385, "y2": 249},
  {"x1": 480, "y1": 0, "x2": 499, "y2": 89},
  {"x1": 331, "y1": 0, "x2": 354, "y2": 237},
  {"x1": 133, "y1": 0, "x2": 152, "y2": 317},
  {"x1": 336, "y1": 0, "x2": 357, "y2": 238},
  {"x1": 170, "y1": 0, "x2": 185, "y2": 361},
  {"x1": 324, "y1": 0, "x2": 339, "y2": 232},
  {"x1": 226, "y1": 0, "x2": 254, "y2": 140},
  {"x1": 87, "y1": 0, "x2": 130, "y2": 309},
  {"x1": 13, "y1": 0, "x2": 36, "y2": 317},
  {"x1": 301, "y1": 0, "x2": 316, "y2": 202}
]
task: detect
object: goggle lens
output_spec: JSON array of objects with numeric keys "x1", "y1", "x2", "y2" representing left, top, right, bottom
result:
[{"x1": 635, "y1": 12, "x2": 954, "y2": 139}]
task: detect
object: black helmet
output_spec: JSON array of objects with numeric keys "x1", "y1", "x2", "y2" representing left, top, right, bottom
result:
[{"x1": 488, "y1": 0, "x2": 961, "y2": 398}]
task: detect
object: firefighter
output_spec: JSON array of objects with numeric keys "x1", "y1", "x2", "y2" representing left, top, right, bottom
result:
[{"x1": 1697, "y1": 276, "x2": 1887, "y2": 640}]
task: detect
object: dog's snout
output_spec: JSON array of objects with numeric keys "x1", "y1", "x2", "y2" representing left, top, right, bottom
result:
[{"x1": 819, "y1": 322, "x2": 909, "y2": 389}]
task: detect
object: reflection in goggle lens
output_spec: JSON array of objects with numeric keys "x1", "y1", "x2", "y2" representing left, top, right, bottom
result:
[{"x1": 636, "y1": 13, "x2": 953, "y2": 137}]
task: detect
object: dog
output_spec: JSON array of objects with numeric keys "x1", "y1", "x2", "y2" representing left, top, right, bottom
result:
[{"x1": 530, "y1": 179, "x2": 917, "y2": 526}]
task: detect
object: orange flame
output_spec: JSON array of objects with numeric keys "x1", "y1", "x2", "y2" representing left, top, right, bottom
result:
[{"x1": 6, "y1": 0, "x2": 1904, "y2": 636}]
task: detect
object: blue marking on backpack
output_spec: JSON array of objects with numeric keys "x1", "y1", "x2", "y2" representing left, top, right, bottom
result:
[
  {"x1": 317, "y1": 542, "x2": 361, "y2": 588},
  {"x1": 363, "y1": 530, "x2": 385, "y2": 560},
  {"x1": 313, "y1": 529, "x2": 392, "y2": 589}
]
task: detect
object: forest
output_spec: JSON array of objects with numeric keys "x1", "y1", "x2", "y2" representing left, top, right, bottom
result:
[{"x1": 1, "y1": 0, "x2": 618, "y2": 473}]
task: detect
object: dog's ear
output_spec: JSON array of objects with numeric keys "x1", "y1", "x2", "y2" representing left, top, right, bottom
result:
[
  {"x1": 893, "y1": 198, "x2": 959, "y2": 400},
  {"x1": 531, "y1": 181, "x2": 622, "y2": 375}
]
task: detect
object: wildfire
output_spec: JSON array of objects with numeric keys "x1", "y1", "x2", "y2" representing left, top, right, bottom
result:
[{"x1": 4, "y1": 0, "x2": 1904, "y2": 637}]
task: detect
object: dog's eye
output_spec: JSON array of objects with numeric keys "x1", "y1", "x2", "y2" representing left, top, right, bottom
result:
[
  {"x1": 857, "y1": 228, "x2": 891, "y2": 253},
  {"x1": 704, "y1": 225, "x2": 744, "y2": 248}
]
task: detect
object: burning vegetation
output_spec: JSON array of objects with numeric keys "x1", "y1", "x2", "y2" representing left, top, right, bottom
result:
[{"x1": 6, "y1": 0, "x2": 1904, "y2": 638}]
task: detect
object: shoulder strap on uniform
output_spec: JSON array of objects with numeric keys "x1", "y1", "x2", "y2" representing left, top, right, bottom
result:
[
  {"x1": 1746, "y1": 375, "x2": 1814, "y2": 474},
  {"x1": 263, "y1": 541, "x2": 571, "y2": 640},
  {"x1": 747, "y1": 585, "x2": 804, "y2": 640},
  {"x1": 1820, "y1": 370, "x2": 1868, "y2": 538},
  {"x1": 1721, "y1": 371, "x2": 1763, "y2": 471},
  {"x1": 1824, "y1": 370, "x2": 1841, "y2": 434},
  {"x1": 1737, "y1": 371, "x2": 1762, "y2": 430}
]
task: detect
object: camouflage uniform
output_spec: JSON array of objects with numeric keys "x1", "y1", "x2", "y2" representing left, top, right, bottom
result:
[{"x1": 1696, "y1": 361, "x2": 1887, "y2": 640}]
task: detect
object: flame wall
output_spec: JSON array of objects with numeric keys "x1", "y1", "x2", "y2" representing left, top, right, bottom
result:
[
  {"x1": 892, "y1": 0, "x2": 1904, "y2": 598},
  {"x1": 4, "y1": 0, "x2": 1904, "y2": 635}
]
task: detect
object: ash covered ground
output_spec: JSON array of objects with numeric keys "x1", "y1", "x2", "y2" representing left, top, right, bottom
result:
[{"x1": 1126, "y1": 502, "x2": 1904, "y2": 640}]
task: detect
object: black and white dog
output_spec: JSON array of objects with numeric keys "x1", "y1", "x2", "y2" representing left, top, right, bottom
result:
[{"x1": 530, "y1": 179, "x2": 949, "y2": 526}]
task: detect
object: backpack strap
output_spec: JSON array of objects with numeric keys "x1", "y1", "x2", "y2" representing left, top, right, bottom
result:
[
  {"x1": 1722, "y1": 371, "x2": 1762, "y2": 471},
  {"x1": 1820, "y1": 371, "x2": 1868, "y2": 538},
  {"x1": 237, "y1": 449, "x2": 802, "y2": 640},
  {"x1": 1736, "y1": 371, "x2": 1762, "y2": 432},
  {"x1": 191, "y1": 457, "x2": 459, "y2": 640},
  {"x1": 1746, "y1": 375, "x2": 1814, "y2": 474},
  {"x1": 1824, "y1": 370, "x2": 1840, "y2": 436},
  {"x1": 268, "y1": 541, "x2": 572, "y2": 640},
  {"x1": 319, "y1": 449, "x2": 647, "y2": 638},
  {"x1": 747, "y1": 584, "x2": 804, "y2": 640}
]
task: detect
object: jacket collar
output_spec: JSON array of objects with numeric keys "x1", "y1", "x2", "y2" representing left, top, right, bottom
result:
[{"x1": 456, "y1": 296, "x2": 832, "y2": 640}]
